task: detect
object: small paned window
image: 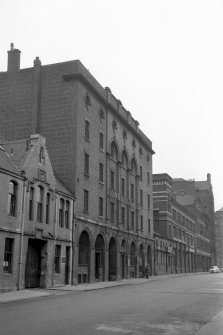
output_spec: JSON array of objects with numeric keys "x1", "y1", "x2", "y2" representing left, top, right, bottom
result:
[
  {"x1": 140, "y1": 166, "x2": 142, "y2": 181},
  {"x1": 110, "y1": 201, "x2": 115, "y2": 222},
  {"x1": 121, "y1": 178, "x2": 125, "y2": 196},
  {"x1": 3, "y1": 238, "x2": 14, "y2": 273},
  {"x1": 140, "y1": 189, "x2": 143, "y2": 206},
  {"x1": 131, "y1": 184, "x2": 134, "y2": 202},
  {"x1": 84, "y1": 190, "x2": 89, "y2": 212},
  {"x1": 59, "y1": 199, "x2": 65, "y2": 227},
  {"x1": 65, "y1": 201, "x2": 70, "y2": 229},
  {"x1": 99, "y1": 197, "x2": 103, "y2": 217},
  {"x1": 37, "y1": 186, "x2": 44, "y2": 223},
  {"x1": 29, "y1": 187, "x2": 34, "y2": 220},
  {"x1": 110, "y1": 170, "x2": 115, "y2": 190},
  {"x1": 148, "y1": 219, "x2": 151, "y2": 234},
  {"x1": 85, "y1": 120, "x2": 90, "y2": 140},
  {"x1": 84, "y1": 153, "x2": 89, "y2": 176},
  {"x1": 99, "y1": 163, "x2": 104, "y2": 182},
  {"x1": 147, "y1": 194, "x2": 150, "y2": 209},
  {"x1": 99, "y1": 132, "x2": 104, "y2": 150},
  {"x1": 54, "y1": 245, "x2": 61, "y2": 273},
  {"x1": 8, "y1": 181, "x2": 17, "y2": 217},
  {"x1": 147, "y1": 172, "x2": 150, "y2": 185},
  {"x1": 121, "y1": 207, "x2": 125, "y2": 225},
  {"x1": 140, "y1": 215, "x2": 143, "y2": 231},
  {"x1": 131, "y1": 211, "x2": 134, "y2": 229},
  {"x1": 45, "y1": 193, "x2": 50, "y2": 224}
]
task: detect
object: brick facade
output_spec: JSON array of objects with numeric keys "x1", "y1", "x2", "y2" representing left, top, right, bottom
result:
[{"x1": 0, "y1": 45, "x2": 155, "y2": 285}]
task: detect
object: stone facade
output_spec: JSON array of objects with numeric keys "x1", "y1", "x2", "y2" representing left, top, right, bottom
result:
[
  {"x1": 0, "y1": 134, "x2": 74, "y2": 292},
  {"x1": 215, "y1": 207, "x2": 223, "y2": 269},
  {"x1": 0, "y1": 45, "x2": 155, "y2": 285}
]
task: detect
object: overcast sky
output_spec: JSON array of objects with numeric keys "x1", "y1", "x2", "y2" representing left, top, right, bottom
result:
[{"x1": 1, "y1": 0, "x2": 222, "y2": 210}]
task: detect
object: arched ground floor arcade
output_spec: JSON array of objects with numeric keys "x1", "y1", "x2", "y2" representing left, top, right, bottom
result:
[{"x1": 72, "y1": 220, "x2": 154, "y2": 285}]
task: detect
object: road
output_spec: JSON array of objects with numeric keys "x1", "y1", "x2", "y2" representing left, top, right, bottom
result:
[{"x1": 0, "y1": 273, "x2": 223, "y2": 335}]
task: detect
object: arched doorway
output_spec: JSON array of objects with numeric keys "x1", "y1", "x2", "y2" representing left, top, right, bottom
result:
[
  {"x1": 95, "y1": 234, "x2": 105, "y2": 281},
  {"x1": 120, "y1": 239, "x2": 128, "y2": 279},
  {"x1": 139, "y1": 244, "x2": 145, "y2": 278},
  {"x1": 109, "y1": 237, "x2": 117, "y2": 281},
  {"x1": 130, "y1": 242, "x2": 137, "y2": 278},
  {"x1": 147, "y1": 245, "x2": 152, "y2": 276},
  {"x1": 78, "y1": 231, "x2": 90, "y2": 284}
]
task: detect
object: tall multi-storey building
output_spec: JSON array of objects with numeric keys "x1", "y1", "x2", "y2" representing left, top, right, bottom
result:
[
  {"x1": 0, "y1": 134, "x2": 75, "y2": 292},
  {"x1": 0, "y1": 44, "x2": 155, "y2": 284},
  {"x1": 215, "y1": 206, "x2": 223, "y2": 269},
  {"x1": 153, "y1": 173, "x2": 212, "y2": 275}
]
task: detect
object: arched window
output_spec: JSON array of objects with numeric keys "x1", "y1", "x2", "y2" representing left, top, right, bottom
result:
[
  {"x1": 131, "y1": 158, "x2": 137, "y2": 175},
  {"x1": 8, "y1": 181, "x2": 17, "y2": 216},
  {"x1": 121, "y1": 150, "x2": 128, "y2": 168},
  {"x1": 111, "y1": 142, "x2": 118, "y2": 161}
]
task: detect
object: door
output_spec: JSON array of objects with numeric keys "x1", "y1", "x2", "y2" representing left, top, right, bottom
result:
[
  {"x1": 25, "y1": 240, "x2": 42, "y2": 288},
  {"x1": 65, "y1": 246, "x2": 70, "y2": 285}
]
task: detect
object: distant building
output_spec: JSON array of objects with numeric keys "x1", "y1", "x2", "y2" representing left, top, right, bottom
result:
[
  {"x1": 0, "y1": 134, "x2": 75, "y2": 292},
  {"x1": 0, "y1": 44, "x2": 155, "y2": 285},
  {"x1": 215, "y1": 207, "x2": 223, "y2": 269},
  {"x1": 153, "y1": 173, "x2": 213, "y2": 275}
]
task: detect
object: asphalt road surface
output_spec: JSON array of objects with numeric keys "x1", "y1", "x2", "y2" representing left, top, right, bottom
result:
[{"x1": 1, "y1": 273, "x2": 223, "y2": 335}]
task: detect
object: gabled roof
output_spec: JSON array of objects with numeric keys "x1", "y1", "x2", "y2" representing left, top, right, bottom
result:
[
  {"x1": 56, "y1": 177, "x2": 74, "y2": 198},
  {"x1": 0, "y1": 145, "x2": 20, "y2": 175},
  {"x1": 0, "y1": 139, "x2": 30, "y2": 170}
]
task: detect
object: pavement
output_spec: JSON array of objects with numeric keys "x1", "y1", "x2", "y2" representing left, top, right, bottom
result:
[{"x1": 0, "y1": 272, "x2": 222, "y2": 335}]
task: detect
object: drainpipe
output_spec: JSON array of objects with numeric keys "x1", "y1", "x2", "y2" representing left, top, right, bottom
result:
[
  {"x1": 17, "y1": 176, "x2": 27, "y2": 291},
  {"x1": 71, "y1": 199, "x2": 75, "y2": 285}
]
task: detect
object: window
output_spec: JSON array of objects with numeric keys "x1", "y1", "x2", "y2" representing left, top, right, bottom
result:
[
  {"x1": 140, "y1": 215, "x2": 143, "y2": 231},
  {"x1": 131, "y1": 184, "x2": 134, "y2": 202},
  {"x1": 45, "y1": 193, "x2": 50, "y2": 224},
  {"x1": 140, "y1": 189, "x2": 143, "y2": 206},
  {"x1": 65, "y1": 201, "x2": 70, "y2": 228},
  {"x1": 140, "y1": 166, "x2": 142, "y2": 181},
  {"x1": 8, "y1": 181, "x2": 17, "y2": 216},
  {"x1": 148, "y1": 219, "x2": 151, "y2": 234},
  {"x1": 54, "y1": 245, "x2": 61, "y2": 273},
  {"x1": 110, "y1": 170, "x2": 115, "y2": 190},
  {"x1": 99, "y1": 163, "x2": 104, "y2": 183},
  {"x1": 121, "y1": 178, "x2": 125, "y2": 196},
  {"x1": 37, "y1": 186, "x2": 44, "y2": 222},
  {"x1": 84, "y1": 190, "x2": 89, "y2": 212},
  {"x1": 110, "y1": 201, "x2": 115, "y2": 222},
  {"x1": 3, "y1": 238, "x2": 14, "y2": 273},
  {"x1": 147, "y1": 172, "x2": 150, "y2": 185},
  {"x1": 59, "y1": 199, "x2": 64, "y2": 227},
  {"x1": 131, "y1": 211, "x2": 134, "y2": 228},
  {"x1": 85, "y1": 120, "x2": 90, "y2": 140},
  {"x1": 147, "y1": 194, "x2": 150, "y2": 209},
  {"x1": 99, "y1": 197, "x2": 103, "y2": 217},
  {"x1": 121, "y1": 207, "x2": 125, "y2": 225},
  {"x1": 29, "y1": 187, "x2": 34, "y2": 220},
  {"x1": 99, "y1": 132, "x2": 104, "y2": 150},
  {"x1": 111, "y1": 142, "x2": 118, "y2": 161},
  {"x1": 84, "y1": 153, "x2": 89, "y2": 176}
]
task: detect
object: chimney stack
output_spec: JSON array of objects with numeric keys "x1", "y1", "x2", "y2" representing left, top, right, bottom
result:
[{"x1": 7, "y1": 43, "x2": 21, "y2": 73}]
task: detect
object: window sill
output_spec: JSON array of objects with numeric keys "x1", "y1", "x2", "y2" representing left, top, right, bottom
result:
[
  {"x1": 98, "y1": 215, "x2": 104, "y2": 219},
  {"x1": 83, "y1": 210, "x2": 89, "y2": 214},
  {"x1": 99, "y1": 181, "x2": 104, "y2": 185},
  {"x1": 84, "y1": 172, "x2": 89, "y2": 178},
  {"x1": 85, "y1": 137, "x2": 90, "y2": 142}
]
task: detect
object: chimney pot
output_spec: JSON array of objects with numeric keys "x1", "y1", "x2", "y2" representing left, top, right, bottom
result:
[{"x1": 7, "y1": 43, "x2": 21, "y2": 73}]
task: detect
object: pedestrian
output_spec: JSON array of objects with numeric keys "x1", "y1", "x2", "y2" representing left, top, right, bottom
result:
[{"x1": 145, "y1": 264, "x2": 150, "y2": 279}]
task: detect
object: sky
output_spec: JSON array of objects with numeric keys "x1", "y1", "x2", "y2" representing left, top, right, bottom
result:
[{"x1": 0, "y1": 0, "x2": 222, "y2": 210}]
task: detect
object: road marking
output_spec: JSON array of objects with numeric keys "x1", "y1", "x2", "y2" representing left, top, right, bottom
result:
[{"x1": 97, "y1": 325, "x2": 132, "y2": 333}]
